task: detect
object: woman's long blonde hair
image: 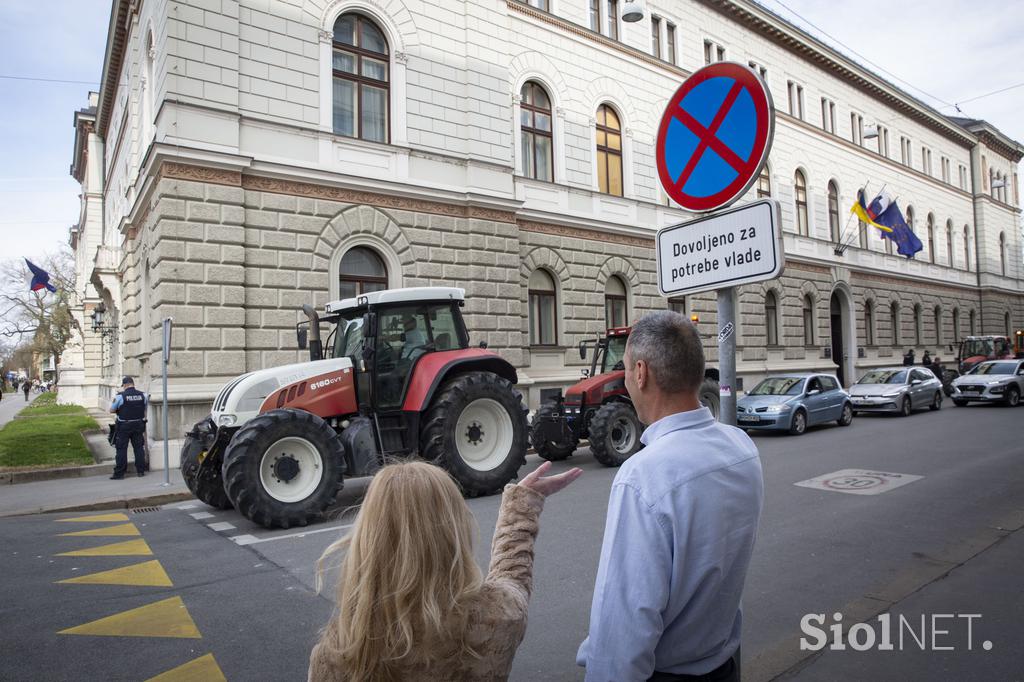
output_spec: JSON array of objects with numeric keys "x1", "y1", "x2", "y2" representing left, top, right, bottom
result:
[{"x1": 315, "y1": 460, "x2": 483, "y2": 681}]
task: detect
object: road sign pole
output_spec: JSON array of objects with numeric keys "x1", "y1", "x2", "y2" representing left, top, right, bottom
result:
[
  {"x1": 717, "y1": 287, "x2": 737, "y2": 426},
  {"x1": 161, "y1": 318, "x2": 173, "y2": 487}
]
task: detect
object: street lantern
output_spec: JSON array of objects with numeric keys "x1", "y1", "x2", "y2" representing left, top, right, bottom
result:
[
  {"x1": 90, "y1": 302, "x2": 106, "y2": 332},
  {"x1": 622, "y1": 1, "x2": 644, "y2": 22}
]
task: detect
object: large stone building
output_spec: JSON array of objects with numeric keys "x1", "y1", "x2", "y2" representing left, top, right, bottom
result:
[{"x1": 63, "y1": 0, "x2": 1023, "y2": 438}]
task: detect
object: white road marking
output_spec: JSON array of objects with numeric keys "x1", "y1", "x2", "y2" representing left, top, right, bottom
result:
[
  {"x1": 172, "y1": 502, "x2": 199, "y2": 510},
  {"x1": 795, "y1": 469, "x2": 923, "y2": 496},
  {"x1": 228, "y1": 523, "x2": 353, "y2": 546},
  {"x1": 189, "y1": 511, "x2": 215, "y2": 520},
  {"x1": 207, "y1": 522, "x2": 236, "y2": 532}
]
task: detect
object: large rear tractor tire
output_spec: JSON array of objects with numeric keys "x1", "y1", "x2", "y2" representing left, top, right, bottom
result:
[
  {"x1": 180, "y1": 434, "x2": 232, "y2": 510},
  {"x1": 421, "y1": 372, "x2": 528, "y2": 496},
  {"x1": 589, "y1": 402, "x2": 643, "y2": 467},
  {"x1": 222, "y1": 409, "x2": 345, "y2": 529},
  {"x1": 699, "y1": 378, "x2": 721, "y2": 420},
  {"x1": 530, "y1": 402, "x2": 578, "y2": 461}
]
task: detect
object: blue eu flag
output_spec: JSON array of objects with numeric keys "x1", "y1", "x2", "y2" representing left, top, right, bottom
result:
[{"x1": 869, "y1": 199, "x2": 923, "y2": 259}]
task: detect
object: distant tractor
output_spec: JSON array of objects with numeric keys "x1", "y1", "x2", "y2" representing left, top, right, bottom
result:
[
  {"x1": 956, "y1": 334, "x2": 1022, "y2": 375},
  {"x1": 530, "y1": 326, "x2": 720, "y2": 467},
  {"x1": 181, "y1": 288, "x2": 528, "y2": 529}
]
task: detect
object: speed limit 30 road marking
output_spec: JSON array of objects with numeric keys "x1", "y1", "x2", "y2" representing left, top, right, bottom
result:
[{"x1": 794, "y1": 469, "x2": 923, "y2": 496}]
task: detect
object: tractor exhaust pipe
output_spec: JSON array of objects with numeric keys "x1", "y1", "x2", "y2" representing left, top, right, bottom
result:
[{"x1": 302, "y1": 304, "x2": 323, "y2": 361}]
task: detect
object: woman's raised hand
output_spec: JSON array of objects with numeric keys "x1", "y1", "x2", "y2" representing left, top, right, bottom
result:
[{"x1": 518, "y1": 461, "x2": 583, "y2": 497}]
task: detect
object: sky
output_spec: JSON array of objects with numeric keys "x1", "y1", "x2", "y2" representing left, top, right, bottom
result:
[{"x1": 0, "y1": 0, "x2": 1021, "y2": 268}]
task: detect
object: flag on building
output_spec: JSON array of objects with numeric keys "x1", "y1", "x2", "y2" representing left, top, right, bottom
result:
[
  {"x1": 24, "y1": 259, "x2": 58, "y2": 293},
  {"x1": 866, "y1": 194, "x2": 924, "y2": 259},
  {"x1": 849, "y1": 188, "x2": 893, "y2": 233}
]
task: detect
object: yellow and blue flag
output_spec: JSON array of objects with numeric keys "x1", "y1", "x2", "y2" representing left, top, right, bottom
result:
[{"x1": 849, "y1": 189, "x2": 893, "y2": 233}]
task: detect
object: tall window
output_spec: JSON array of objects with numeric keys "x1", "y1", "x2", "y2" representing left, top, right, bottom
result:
[
  {"x1": 926, "y1": 214, "x2": 935, "y2": 264},
  {"x1": 891, "y1": 301, "x2": 901, "y2": 346},
  {"x1": 934, "y1": 306, "x2": 942, "y2": 344},
  {"x1": 756, "y1": 165, "x2": 771, "y2": 198},
  {"x1": 953, "y1": 308, "x2": 960, "y2": 342},
  {"x1": 794, "y1": 170, "x2": 808, "y2": 236},
  {"x1": 651, "y1": 17, "x2": 661, "y2": 59},
  {"x1": 802, "y1": 295, "x2": 815, "y2": 345},
  {"x1": 946, "y1": 220, "x2": 953, "y2": 267},
  {"x1": 964, "y1": 226, "x2": 971, "y2": 271},
  {"x1": 827, "y1": 181, "x2": 840, "y2": 242},
  {"x1": 787, "y1": 81, "x2": 804, "y2": 119},
  {"x1": 864, "y1": 300, "x2": 875, "y2": 346},
  {"x1": 520, "y1": 81, "x2": 553, "y2": 182},
  {"x1": 605, "y1": 276, "x2": 628, "y2": 328},
  {"x1": 596, "y1": 105, "x2": 623, "y2": 196},
  {"x1": 333, "y1": 13, "x2": 389, "y2": 143},
  {"x1": 999, "y1": 232, "x2": 1007, "y2": 276},
  {"x1": 589, "y1": 0, "x2": 600, "y2": 31},
  {"x1": 666, "y1": 23, "x2": 676, "y2": 64},
  {"x1": 765, "y1": 291, "x2": 779, "y2": 346},
  {"x1": 668, "y1": 297, "x2": 686, "y2": 316},
  {"x1": 339, "y1": 247, "x2": 387, "y2": 299},
  {"x1": 528, "y1": 269, "x2": 557, "y2": 346},
  {"x1": 913, "y1": 305, "x2": 922, "y2": 346},
  {"x1": 607, "y1": 0, "x2": 619, "y2": 40}
]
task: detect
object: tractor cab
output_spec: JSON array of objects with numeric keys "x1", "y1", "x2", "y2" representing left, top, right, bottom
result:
[
  {"x1": 956, "y1": 335, "x2": 1015, "y2": 374},
  {"x1": 578, "y1": 326, "x2": 630, "y2": 378}
]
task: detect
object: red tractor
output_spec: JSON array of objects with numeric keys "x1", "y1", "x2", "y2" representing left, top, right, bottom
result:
[
  {"x1": 956, "y1": 334, "x2": 1022, "y2": 374},
  {"x1": 530, "y1": 327, "x2": 720, "y2": 467},
  {"x1": 180, "y1": 288, "x2": 528, "y2": 529}
]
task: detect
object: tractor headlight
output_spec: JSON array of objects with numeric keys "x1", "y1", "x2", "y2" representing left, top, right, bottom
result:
[{"x1": 217, "y1": 414, "x2": 237, "y2": 427}]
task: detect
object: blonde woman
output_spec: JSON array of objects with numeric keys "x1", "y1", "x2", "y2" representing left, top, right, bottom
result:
[{"x1": 310, "y1": 459, "x2": 582, "y2": 682}]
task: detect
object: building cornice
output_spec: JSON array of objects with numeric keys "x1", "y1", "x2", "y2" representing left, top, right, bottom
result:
[{"x1": 96, "y1": 0, "x2": 132, "y2": 139}]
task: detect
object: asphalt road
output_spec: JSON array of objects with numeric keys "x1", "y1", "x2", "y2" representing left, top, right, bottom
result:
[{"x1": 1, "y1": 401, "x2": 1021, "y2": 681}]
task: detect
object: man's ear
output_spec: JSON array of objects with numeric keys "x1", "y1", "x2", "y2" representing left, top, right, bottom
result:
[{"x1": 634, "y1": 359, "x2": 647, "y2": 390}]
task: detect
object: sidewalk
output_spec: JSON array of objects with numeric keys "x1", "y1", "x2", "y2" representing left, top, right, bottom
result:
[
  {"x1": 0, "y1": 389, "x2": 39, "y2": 429},
  {"x1": 0, "y1": 467, "x2": 191, "y2": 517}
]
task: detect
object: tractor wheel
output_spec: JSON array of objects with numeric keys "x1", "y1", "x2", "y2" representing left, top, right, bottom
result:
[
  {"x1": 530, "y1": 402, "x2": 578, "y2": 461},
  {"x1": 222, "y1": 409, "x2": 345, "y2": 529},
  {"x1": 421, "y1": 372, "x2": 528, "y2": 496},
  {"x1": 589, "y1": 402, "x2": 643, "y2": 467},
  {"x1": 181, "y1": 434, "x2": 232, "y2": 510},
  {"x1": 699, "y1": 378, "x2": 721, "y2": 420}
]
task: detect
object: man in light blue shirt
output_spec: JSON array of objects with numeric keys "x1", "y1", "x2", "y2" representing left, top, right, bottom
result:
[{"x1": 577, "y1": 311, "x2": 763, "y2": 681}]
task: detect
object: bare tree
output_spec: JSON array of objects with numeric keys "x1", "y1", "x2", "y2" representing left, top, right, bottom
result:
[{"x1": 0, "y1": 248, "x2": 79, "y2": 374}]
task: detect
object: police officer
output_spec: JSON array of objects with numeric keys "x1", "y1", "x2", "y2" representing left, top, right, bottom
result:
[{"x1": 109, "y1": 376, "x2": 148, "y2": 479}]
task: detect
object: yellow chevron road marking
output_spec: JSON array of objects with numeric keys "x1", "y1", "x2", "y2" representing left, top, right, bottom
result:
[
  {"x1": 145, "y1": 653, "x2": 227, "y2": 682},
  {"x1": 56, "y1": 538, "x2": 153, "y2": 557},
  {"x1": 58, "y1": 560, "x2": 172, "y2": 587},
  {"x1": 58, "y1": 522, "x2": 140, "y2": 538},
  {"x1": 58, "y1": 596, "x2": 201, "y2": 638},
  {"x1": 56, "y1": 513, "x2": 131, "y2": 523}
]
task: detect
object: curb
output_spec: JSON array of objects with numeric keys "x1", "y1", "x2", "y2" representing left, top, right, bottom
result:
[
  {"x1": 0, "y1": 491, "x2": 194, "y2": 518},
  {"x1": 1, "y1": 462, "x2": 145, "y2": 485}
]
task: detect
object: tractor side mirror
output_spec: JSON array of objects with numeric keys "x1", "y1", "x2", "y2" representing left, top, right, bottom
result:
[
  {"x1": 296, "y1": 327, "x2": 308, "y2": 350},
  {"x1": 581, "y1": 368, "x2": 590, "y2": 378},
  {"x1": 478, "y1": 340, "x2": 488, "y2": 349}
]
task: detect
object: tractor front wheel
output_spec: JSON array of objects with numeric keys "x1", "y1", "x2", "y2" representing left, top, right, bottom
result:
[
  {"x1": 181, "y1": 434, "x2": 232, "y2": 510},
  {"x1": 222, "y1": 409, "x2": 345, "y2": 529},
  {"x1": 421, "y1": 372, "x2": 528, "y2": 496},
  {"x1": 589, "y1": 402, "x2": 643, "y2": 467},
  {"x1": 530, "y1": 401, "x2": 578, "y2": 461}
]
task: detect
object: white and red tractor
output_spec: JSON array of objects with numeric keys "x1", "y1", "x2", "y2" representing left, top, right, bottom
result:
[{"x1": 181, "y1": 287, "x2": 528, "y2": 529}]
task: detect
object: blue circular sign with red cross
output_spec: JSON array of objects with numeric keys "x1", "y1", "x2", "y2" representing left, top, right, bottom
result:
[{"x1": 656, "y1": 62, "x2": 775, "y2": 213}]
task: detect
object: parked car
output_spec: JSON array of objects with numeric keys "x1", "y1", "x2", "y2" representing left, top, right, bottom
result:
[
  {"x1": 849, "y1": 367, "x2": 943, "y2": 416},
  {"x1": 950, "y1": 359, "x2": 1024, "y2": 407},
  {"x1": 737, "y1": 373, "x2": 853, "y2": 435}
]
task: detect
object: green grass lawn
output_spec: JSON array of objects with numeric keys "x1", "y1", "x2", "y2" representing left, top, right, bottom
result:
[{"x1": 0, "y1": 394, "x2": 99, "y2": 469}]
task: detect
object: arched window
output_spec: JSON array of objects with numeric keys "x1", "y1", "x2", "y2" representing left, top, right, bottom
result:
[
  {"x1": 520, "y1": 81, "x2": 553, "y2": 182},
  {"x1": 913, "y1": 304, "x2": 922, "y2": 346},
  {"x1": 765, "y1": 291, "x2": 778, "y2": 345},
  {"x1": 595, "y1": 104, "x2": 623, "y2": 196},
  {"x1": 945, "y1": 220, "x2": 953, "y2": 267},
  {"x1": 891, "y1": 301, "x2": 901, "y2": 346},
  {"x1": 969, "y1": 309, "x2": 977, "y2": 335},
  {"x1": 999, "y1": 232, "x2": 1007, "y2": 276},
  {"x1": 339, "y1": 246, "x2": 387, "y2": 299},
  {"x1": 794, "y1": 170, "x2": 808, "y2": 236},
  {"x1": 952, "y1": 308, "x2": 960, "y2": 343},
  {"x1": 827, "y1": 181, "x2": 840, "y2": 243},
  {"x1": 757, "y1": 164, "x2": 771, "y2": 198},
  {"x1": 933, "y1": 305, "x2": 942, "y2": 344},
  {"x1": 332, "y1": 13, "x2": 390, "y2": 143},
  {"x1": 605, "y1": 276, "x2": 628, "y2": 328},
  {"x1": 528, "y1": 269, "x2": 557, "y2": 346},
  {"x1": 864, "y1": 299, "x2": 875, "y2": 346},
  {"x1": 926, "y1": 213, "x2": 935, "y2": 264},
  {"x1": 963, "y1": 226, "x2": 971, "y2": 271},
  {"x1": 802, "y1": 294, "x2": 815, "y2": 345}
]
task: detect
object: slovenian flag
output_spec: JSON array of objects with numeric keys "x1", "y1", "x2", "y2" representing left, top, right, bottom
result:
[
  {"x1": 25, "y1": 259, "x2": 57, "y2": 293},
  {"x1": 849, "y1": 188, "x2": 893, "y2": 233}
]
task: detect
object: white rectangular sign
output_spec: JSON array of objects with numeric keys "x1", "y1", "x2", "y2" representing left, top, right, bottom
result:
[{"x1": 656, "y1": 199, "x2": 784, "y2": 296}]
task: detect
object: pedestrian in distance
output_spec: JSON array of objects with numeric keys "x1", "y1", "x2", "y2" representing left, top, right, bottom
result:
[
  {"x1": 921, "y1": 349, "x2": 932, "y2": 366},
  {"x1": 577, "y1": 311, "x2": 763, "y2": 682},
  {"x1": 108, "y1": 376, "x2": 148, "y2": 480},
  {"x1": 309, "y1": 458, "x2": 582, "y2": 682},
  {"x1": 21, "y1": 381, "x2": 30, "y2": 402},
  {"x1": 902, "y1": 349, "x2": 916, "y2": 366},
  {"x1": 930, "y1": 356, "x2": 945, "y2": 383}
]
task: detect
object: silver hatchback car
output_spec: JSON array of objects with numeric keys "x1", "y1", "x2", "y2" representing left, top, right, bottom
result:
[{"x1": 849, "y1": 366, "x2": 944, "y2": 416}]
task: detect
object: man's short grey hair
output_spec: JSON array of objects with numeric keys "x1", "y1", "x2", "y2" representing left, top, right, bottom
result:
[{"x1": 627, "y1": 310, "x2": 705, "y2": 394}]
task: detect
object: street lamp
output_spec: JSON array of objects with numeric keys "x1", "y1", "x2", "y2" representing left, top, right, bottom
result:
[
  {"x1": 863, "y1": 124, "x2": 879, "y2": 140},
  {"x1": 622, "y1": 1, "x2": 644, "y2": 22},
  {"x1": 90, "y1": 302, "x2": 106, "y2": 333}
]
